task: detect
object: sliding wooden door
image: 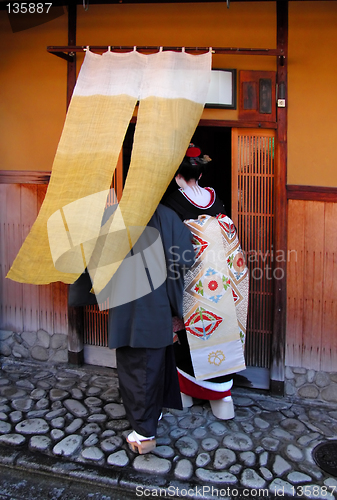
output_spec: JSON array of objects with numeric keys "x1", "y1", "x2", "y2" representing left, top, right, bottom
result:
[{"x1": 232, "y1": 128, "x2": 276, "y2": 381}]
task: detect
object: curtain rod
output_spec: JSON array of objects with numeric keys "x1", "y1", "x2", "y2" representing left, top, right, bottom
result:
[{"x1": 47, "y1": 45, "x2": 282, "y2": 62}]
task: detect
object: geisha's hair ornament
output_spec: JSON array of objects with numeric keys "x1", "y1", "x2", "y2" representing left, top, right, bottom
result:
[
  {"x1": 186, "y1": 144, "x2": 201, "y2": 158},
  {"x1": 202, "y1": 154, "x2": 212, "y2": 163},
  {"x1": 185, "y1": 143, "x2": 212, "y2": 164}
]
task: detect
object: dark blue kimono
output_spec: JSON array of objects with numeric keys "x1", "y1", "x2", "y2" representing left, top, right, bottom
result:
[
  {"x1": 107, "y1": 203, "x2": 194, "y2": 349},
  {"x1": 108, "y1": 204, "x2": 194, "y2": 436},
  {"x1": 69, "y1": 203, "x2": 194, "y2": 437}
]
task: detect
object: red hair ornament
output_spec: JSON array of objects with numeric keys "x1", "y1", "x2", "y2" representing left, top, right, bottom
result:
[{"x1": 186, "y1": 145, "x2": 201, "y2": 158}]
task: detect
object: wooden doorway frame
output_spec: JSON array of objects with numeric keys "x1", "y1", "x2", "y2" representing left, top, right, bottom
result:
[
  {"x1": 198, "y1": 2, "x2": 288, "y2": 395},
  {"x1": 64, "y1": 1, "x2": 288, "y2": 395},
  {"x1": 231, "y1": 127, "x2": 276, "y2": 390},
  {"x1": 272, "y1": 0, "x2": 288, "y2": 395}
]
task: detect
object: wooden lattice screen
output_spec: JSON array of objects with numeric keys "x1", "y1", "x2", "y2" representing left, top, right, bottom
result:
[{"x1": 232, "y1": 128, "x2": 276, "y2": 368}]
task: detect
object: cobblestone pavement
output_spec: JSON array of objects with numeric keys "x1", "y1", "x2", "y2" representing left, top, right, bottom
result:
[{"x1": 1, "y1": 358, "x2": 337, "y2": 499}]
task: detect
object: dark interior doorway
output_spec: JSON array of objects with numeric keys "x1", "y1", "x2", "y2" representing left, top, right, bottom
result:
[
  {"x1": 190, "y1": 126, "x2": 232, "y2": 217},
  {"x1": 82, "y1": 120, "x2": 275, "y2": 392},
  {"x1": 123, "y1": 124, "x2": 232, "y2": 215}
]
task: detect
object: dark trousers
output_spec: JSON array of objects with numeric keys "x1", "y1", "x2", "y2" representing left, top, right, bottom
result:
[{"x1": 116, "y1": 345, "x2": 182, "y2": 437}]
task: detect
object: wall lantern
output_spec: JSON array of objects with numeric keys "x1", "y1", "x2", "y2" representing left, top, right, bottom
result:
[{"x1": 278, "y1": 82, "x2": 286, "y2": 108}]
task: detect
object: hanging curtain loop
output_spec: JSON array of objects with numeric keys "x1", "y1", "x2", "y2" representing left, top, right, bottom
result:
[{"x1": 48, "y1": 45, "x2": 282, "y2": 58}]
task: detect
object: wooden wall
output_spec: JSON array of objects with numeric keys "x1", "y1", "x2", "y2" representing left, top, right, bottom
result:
[
  {"x1": 2, "y1": 186, "x2": 337, "y2": 375},
  {"x1": 0, "y1": 174, "x2": 68, "y2": 335},
  {"x1": 286, "y1": 188, "x2": 337, "y2": 371}
]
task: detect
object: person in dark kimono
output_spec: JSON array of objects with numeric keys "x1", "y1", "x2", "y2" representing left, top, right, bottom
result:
[
  {"x1": 69, "y1": 203, "x2": 194, "y2": 454},
  {"x1": 165, "y1": 143, "x2": 248, "y2": 420}
]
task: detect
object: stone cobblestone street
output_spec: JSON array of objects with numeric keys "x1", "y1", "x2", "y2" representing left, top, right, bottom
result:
[{"x1": 1, "y1": 358, "x2": 337, "y2": 499}]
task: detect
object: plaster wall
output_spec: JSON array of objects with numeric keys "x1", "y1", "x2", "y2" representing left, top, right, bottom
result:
[
  {"x1": 0, "y1": 2, "x2": 276, "y2": 171},
  {"x1": 288, "y1": 1, "x2": 337, "y2": 187},
  {"x1": 1, "y1": 2, "x2": 337, "y2": 187}
]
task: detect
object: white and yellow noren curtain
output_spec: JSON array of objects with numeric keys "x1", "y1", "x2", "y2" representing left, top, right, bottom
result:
[{"x1": 7, "y1": 49, "x2": 212, "y2": 290}]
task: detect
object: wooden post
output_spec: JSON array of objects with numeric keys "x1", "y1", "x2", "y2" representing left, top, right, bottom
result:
[
  {"x1": 68, "y1": 306, "x2": 84, "y2": 365},
  {"x1": 66, "y1": 1, "x2": 77, "y2": 109},
  {"x1": 270, "y1": 0, "x2": 288, "y2": 395},
  {"x1": 65, "y1": 2, "x2": 83, "y2": 365}
]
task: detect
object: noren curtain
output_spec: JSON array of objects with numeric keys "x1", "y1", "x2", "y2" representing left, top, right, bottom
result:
[{"x1": 7, "y1": 49, "x2": 212, "y2": 291}]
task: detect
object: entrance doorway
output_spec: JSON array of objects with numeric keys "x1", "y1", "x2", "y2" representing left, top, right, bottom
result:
[
  {"x1": 187, "y1": 126, "x2": 275, "y2": 389},
  {"x1": 82, "y1": 125, "x2": 276, "y2": 390}
]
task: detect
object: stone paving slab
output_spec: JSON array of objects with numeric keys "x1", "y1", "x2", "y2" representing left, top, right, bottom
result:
[
  {"x1": 1, "y1": 358, "x2": 337, "y2": 499},
  {"x1": 0, "y1": 459, "x2": 133, "y2": 500}
]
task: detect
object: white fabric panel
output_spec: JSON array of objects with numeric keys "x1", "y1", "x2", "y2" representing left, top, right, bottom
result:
[
  {"x1": 139, "y1": 50, "x2": 211, "y2": 103},
  {"x1": 73, "y1": 51, "x2": 145, "y2": 98},
  {"x1": 74, "y1": 49, "x2": 212, "y2": 104}
]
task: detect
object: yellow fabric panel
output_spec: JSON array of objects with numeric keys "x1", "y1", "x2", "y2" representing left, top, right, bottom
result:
[
  {"x1": 7, "y1": 94, "x2": 137, "y2": 284},
  {"x1": 121, "y1": 97, "x2": 205, "y2": 215},
  {"x1": 89, "y1": 96, "x2": 204, "y2": 293}
]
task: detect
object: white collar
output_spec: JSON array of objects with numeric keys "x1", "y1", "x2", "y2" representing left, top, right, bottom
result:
[{"x1": 182, "y1": 185, "x2": 212, "y2": 207}]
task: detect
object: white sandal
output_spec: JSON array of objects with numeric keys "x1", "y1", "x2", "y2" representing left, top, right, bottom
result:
[
  {"x1": 126, "y1": 430, "x2": 156, "y2": 454},
  {"x1": 180, "y1": 392, "x2": 193, "y2": 408},
  {"x1": 210, "y1": 396, "x2": 235, "y2": 420}
]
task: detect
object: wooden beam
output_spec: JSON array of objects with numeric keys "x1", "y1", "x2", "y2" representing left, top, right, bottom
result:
[
  {"x1": 287, "y1": 185, "x2": 337, "y2": 203},
  {"x1": 65, "y1": 1, "x2": 84, "y2": 365},
  {"x1": 199, "y1": 119, "x2": 277, "y2": 129},
  {"x1": 0, "y1": 0, "x2": 327, "y2": 8},
  {"x1": 66, "y1": 2, "x2": 77, "y2": 109},
  {"x1": 270, "y1": 0, "x2": 288, "y2": 395},
  {"x1": 47, "y1": 45, "x2": 282, "y2": 57},
  {"x1": 0, "y1": 171, "x2": 51, "y2": 184}
]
